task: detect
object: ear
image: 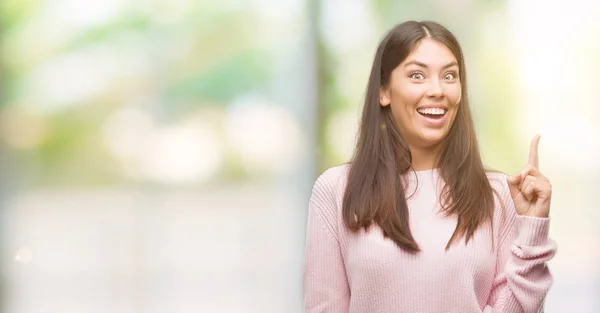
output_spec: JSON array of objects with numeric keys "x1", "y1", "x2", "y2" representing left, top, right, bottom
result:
[{"x1": 379, "y1": 86, "x2": 391, "y2": 107}]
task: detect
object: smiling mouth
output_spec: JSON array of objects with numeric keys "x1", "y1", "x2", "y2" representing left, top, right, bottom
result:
[{"x1": 416, "y1": 107, "x2": 446, "y2": 119}]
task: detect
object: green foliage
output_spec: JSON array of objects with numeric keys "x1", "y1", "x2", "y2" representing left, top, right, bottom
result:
[{"x1": 167, "y1": 52, "x2": 271, "y2": 104}]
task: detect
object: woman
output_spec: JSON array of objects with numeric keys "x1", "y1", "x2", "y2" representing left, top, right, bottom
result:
[{"x1": 302, "y1": 21, "x2": 556, "y2": 313}]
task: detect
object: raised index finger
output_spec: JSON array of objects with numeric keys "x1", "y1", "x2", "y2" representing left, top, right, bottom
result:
[{"x1": 528, "y1": 134, "x2": 540, "y2": 168}]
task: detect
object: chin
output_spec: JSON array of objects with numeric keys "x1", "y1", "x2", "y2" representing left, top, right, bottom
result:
[{"x1": 418, "y1": 131, "x2": 448, "y2": 147}]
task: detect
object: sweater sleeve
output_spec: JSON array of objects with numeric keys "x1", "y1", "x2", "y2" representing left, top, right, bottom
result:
[
  {"x1": 302, "y1": 170, "x2": 351, "y2": 313},
  {"x1": 483, "y1": 178, "x2": 557, "y2": 313}
]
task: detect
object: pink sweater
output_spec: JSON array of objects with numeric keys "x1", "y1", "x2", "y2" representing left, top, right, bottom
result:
[{"x1": 302, "y1": 164, "x2": 556, "y2": 313}]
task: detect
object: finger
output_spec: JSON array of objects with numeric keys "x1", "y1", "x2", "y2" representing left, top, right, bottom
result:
[
  {"x1": 519, "y1": 164, "x2": 549, "y2": 182},
  {"x1": 523, "y1": 179, "x2": 553, "y2": 201},
  {"x1": 506, "y1": 173, "x2": 522, "y2": 199},
  {"x1": 518, "y1": 175, "x2": 536, "y2": 191},
  {"x1": 534, "y1": 180, "x2": 553, "y2": 200},
  {"x1": 523, "y1": 180, "x2": 553, "y2": 201},
  {"x1": 507, "y1": 172, "x2": 521, "y2": 186},
  {"x1": 522, "y1": 181, "x2": 537, "y2": 202},
  {"x1": 528, "y1": 134, "x2": 540, "y2": 168}
]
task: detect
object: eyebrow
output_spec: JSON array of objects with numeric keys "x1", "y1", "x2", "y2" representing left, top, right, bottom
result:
[{"x1": 403, "y1": 60, "x2": 458, "y2": 70}]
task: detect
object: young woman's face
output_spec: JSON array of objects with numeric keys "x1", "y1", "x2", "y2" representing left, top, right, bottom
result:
[{"x1": 380, "y1": 38, "x2": 462, "y2": 150}]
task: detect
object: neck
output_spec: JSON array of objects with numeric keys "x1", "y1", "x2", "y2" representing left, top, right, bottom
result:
[{"x1": 409, "y1": 144, "x2": 441, "y2": 171}]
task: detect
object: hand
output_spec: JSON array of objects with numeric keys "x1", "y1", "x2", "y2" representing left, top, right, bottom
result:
[{"x1": 506, "y1": 135, "x2": 552, "y2": 218}]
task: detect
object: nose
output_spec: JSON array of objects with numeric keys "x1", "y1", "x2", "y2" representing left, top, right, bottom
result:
[{"x1": 426, "y1": 78, "x2": 444, "y2": 98}]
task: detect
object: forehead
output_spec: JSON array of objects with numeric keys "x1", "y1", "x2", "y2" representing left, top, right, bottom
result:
[{"x1": 403, "y1": 38, "x2": 457, "y2": 66}]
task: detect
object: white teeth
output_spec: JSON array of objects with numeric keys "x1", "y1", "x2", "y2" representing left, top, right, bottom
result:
[{"x1": 417, "y1": 108, "x2": 445, "y2": 115}]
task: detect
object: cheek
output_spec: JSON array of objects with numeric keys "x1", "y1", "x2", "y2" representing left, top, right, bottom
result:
[
  {"x1": 394, "y1": 87, "x2": 425, "y2": 109},
  {"x1": 447, "y1": 85, "x2": 462, "y2": 106}
]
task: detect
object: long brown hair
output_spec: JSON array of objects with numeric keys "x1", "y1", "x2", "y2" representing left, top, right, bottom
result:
[{"x1": 343, "y1": 21, "x2": 495, "y2": 253}]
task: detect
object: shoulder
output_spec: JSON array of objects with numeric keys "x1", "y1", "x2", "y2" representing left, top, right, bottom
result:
[
  {"x1": 309, "y1": 164, "x2": 350, "y2": 216},
  {"x1": 486, "y1": 170, "x2": 508, "y2": 189},
  {"x1": 485, "y1": 170, "x2": 506, "y2": 180},
  {"x1": 485, "y1": 170, "x2": 511, "y2": 199},
  {"x1": 485, "y1": 170, "x2": 518, "y2": 234},
  {"x1": 308, "y1": 164, "x2": 350, "y2": 238},
  {"x1": 311, "y1": 163, "x2": 350, "y2": 197}
]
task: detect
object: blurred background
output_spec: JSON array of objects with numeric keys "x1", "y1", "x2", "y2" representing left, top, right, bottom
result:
[{"x1": 0, "y1": 0, "x2": 599, "y2": 312}]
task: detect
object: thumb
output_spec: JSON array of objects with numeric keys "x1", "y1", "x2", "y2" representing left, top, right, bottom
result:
[{"x1": 506, "y1": 173, "x2": 521, "y2": 199}]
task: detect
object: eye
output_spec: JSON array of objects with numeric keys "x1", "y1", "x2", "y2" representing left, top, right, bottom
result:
[
  {"x1": 444, "y1": 72, "x2": 458, "y2": 80},
  {"x1": 409, "y1": 72, "x2": 425, "y2": 80}
]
